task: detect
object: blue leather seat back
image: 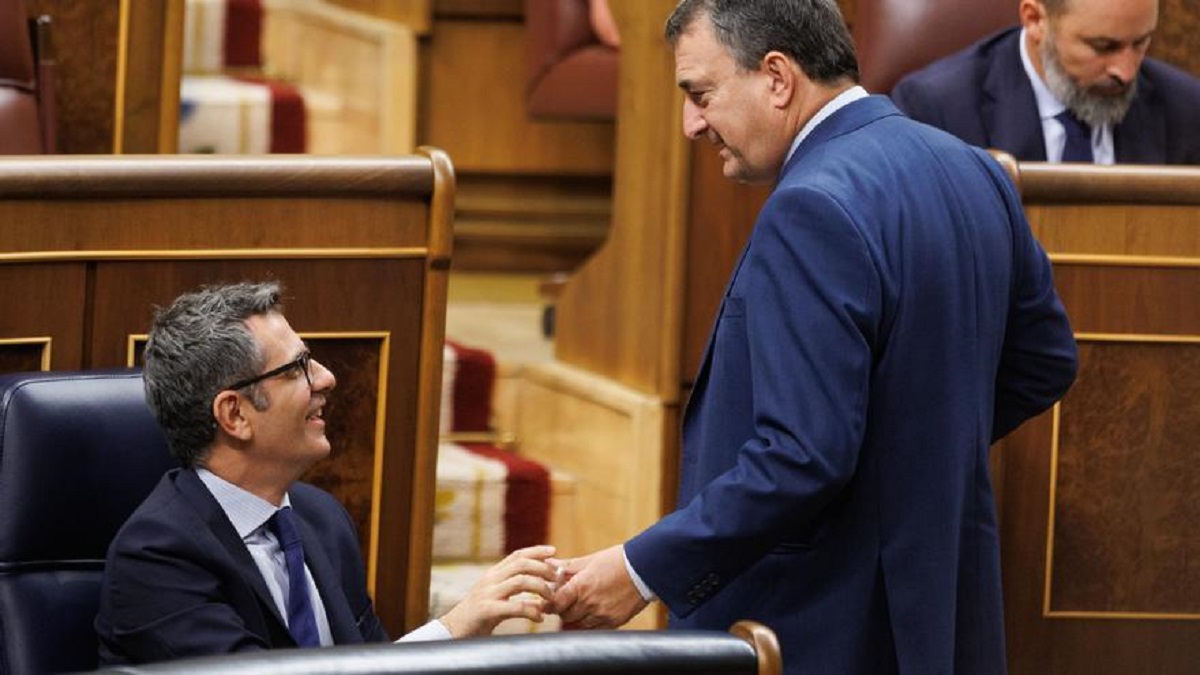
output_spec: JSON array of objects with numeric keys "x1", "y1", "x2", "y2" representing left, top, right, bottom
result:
[{"x1": 0, "y1": 370, "x2": 176, "y2": 675}]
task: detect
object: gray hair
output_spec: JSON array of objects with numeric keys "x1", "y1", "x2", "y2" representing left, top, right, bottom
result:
[
  {"x1": 665, "y1": 0, "x2": 860, "y2": 85},
  {"x1": 143, "y1": 281, "x2": 283, "y2": 466}
]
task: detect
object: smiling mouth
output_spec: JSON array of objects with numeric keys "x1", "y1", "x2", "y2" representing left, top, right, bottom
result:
[{"x1": 306, "y1": 399, "x2": 326, "y2": 423}]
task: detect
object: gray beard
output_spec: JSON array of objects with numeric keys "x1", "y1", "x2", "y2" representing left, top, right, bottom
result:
[{"x1": 1040, "y1": 33, "x2": 1137, "y2": 128}]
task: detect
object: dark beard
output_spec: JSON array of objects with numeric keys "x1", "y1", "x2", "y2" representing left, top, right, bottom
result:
[{"x1": 1040, "y1": 30, "x2": 1137, "y2": 128}]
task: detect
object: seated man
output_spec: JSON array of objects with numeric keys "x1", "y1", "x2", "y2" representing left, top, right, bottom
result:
[
  {"x1": 96, "y1": 281, "x2": 558, "y2": 665},
  {"x1": 891, "y1": 0, "x2": 1200, "y2": 164}
]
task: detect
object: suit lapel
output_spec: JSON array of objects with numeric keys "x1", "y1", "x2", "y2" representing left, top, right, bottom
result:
[
  {"x1": 981, "y1": 31, "x2": 1046, "y2": 161},
  {"x1": 293, "y1": 510, "x2": 363, "y2": 645},
  {"x1": 1113, "y1": 74, "x2": 1166, "y2": 163},
  {"x1": 174, "y1": 469, "x2": 293, "y2": 643}
]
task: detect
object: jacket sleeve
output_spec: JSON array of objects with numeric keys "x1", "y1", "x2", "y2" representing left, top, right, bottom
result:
[
  {"x1": 626, "y1": 186, "x2": 879, "y2": 617},
  {"x1": 987, "y1": 158, "x2": 1077, "y2": 440}
]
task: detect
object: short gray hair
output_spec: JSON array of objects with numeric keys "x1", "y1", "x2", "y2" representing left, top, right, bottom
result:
[
  {"x1": 665, "y1": 0, "x2": 860, "y2": 85},
  {"x1": 143, "y1": 281, "x2": 283, "y2": 466}
]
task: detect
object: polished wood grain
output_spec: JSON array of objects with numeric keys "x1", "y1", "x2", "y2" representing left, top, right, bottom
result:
[
  {"x1": 0, "y1": 265, "x2": 87, "y2": 370},
  {"x1": 999, "y1": 163, "x2": 1200, "y2": 674},
  {"x1": 1154, "y1": 0, "x2": 1200, "y2": 75},
  {"x1": 1051, "y1": 339, "x2": 1200, "y2": 615},
  {"x1": 26, "y1": 0, "x2": 120, "y2": 153},
  {"x1": 0, "y1": 154, "x2": 453, "y2": 637}
]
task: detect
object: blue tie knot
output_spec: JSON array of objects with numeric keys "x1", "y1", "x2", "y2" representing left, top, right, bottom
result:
[{"x1": 270, "y1": 506, "x2": 301, "y2": 550}]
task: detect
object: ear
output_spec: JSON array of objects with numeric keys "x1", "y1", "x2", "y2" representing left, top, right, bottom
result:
[
  {"x1": 212, "y1": 390, "x2": 254, "y2": 442},
  {"x1": 761, "y1": 51, "x2": 798, "y2": 109},
  {"x1": 1020, "y1": 0, "x2": 1048, "y2": 41}
]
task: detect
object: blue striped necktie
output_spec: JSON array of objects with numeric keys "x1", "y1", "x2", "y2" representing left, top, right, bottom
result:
[
  {"x1": 269, "y1": 507, "x2": 321, "y2": 647},
  {"x1": 1055, "y1": 110, "x2": 1094, "y2": 163}
]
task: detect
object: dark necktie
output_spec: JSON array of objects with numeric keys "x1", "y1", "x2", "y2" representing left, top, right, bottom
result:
[
  {"x1": 1055, "y1": 110, "x2": 1094, "y2": 163},
  {"x1": 269, "y1": 507, "x2": 321, "y2": 647}
]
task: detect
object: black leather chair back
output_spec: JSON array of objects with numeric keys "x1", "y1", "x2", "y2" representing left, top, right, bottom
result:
[
  {"x1": 0, "y1": 370, "x2": 175, "y2": 675},
  {"x1": 97, "y1": 628, "x2": 768, "y2": 674}
]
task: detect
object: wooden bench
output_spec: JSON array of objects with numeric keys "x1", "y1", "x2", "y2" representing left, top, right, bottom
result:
[
  {"x1": 0, "y1": 151, "x2": 453, "y2": 637},
  {"x1": 991, "y1": 156, "x2": 1200, "y2": 674}
]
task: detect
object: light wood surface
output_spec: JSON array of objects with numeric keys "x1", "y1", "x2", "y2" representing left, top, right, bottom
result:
[
  {"x1": 263, "y1": 0, "x2": 419, "y2": 154},
  {"x1": 554, "y1": 0, "x2": 690, "y2": 396}
]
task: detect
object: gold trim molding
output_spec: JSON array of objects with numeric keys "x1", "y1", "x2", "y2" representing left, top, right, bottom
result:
[
  {"x1": 2, "y1": 248, "x2": 428, "y2": 265},
  {"x1": 0, "y1": 337, "x2": 52, "y2": 370}
]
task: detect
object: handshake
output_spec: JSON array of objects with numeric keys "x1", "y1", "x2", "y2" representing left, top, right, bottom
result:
[{"x1": 437, "y1": 544, "x2": 651, "y2": 638}]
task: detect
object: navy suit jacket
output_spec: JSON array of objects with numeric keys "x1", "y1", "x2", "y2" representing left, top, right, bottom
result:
[
  {"x1": 625, "y1": 96, "x2": 1077, "y2": 674},
  {"x1": 891, "y1": 27, "x2": 1200, "y2": 164},
  {"x1": 96, "y1": 468, "x2": 387, "y2": 665}
]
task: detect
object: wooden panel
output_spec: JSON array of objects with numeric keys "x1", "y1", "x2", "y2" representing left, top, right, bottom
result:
[
  {"x1": 516, "y1": 361, "x2": 669, "y2": 629},
  {"x1": 453, "y1": 173, "x2": 610, "y2": 272},
  {"x1": 1154, "y1": 0, "x2": 1200, "y2": 75},
  {"x1": 998, "y1": 163, "x2": 1200, "y2": 674},
  {"x1": 27, "y1": 0, "x2": 121, "y2": 153},
  {"x1": 555, "y1": 1, "x2": 689, "y2": 396},
  {"x1": 0, "y1": 264, "x2": 87, "y2": 370},
  {"x1": 421, "y1": 20, "x2": 613, "y2": 175},
  {"x1": 1050, "y1": 338, "x2": 1200, "y2": 616},
  {"x1": 1053, "y1": 264, "x2": 1200, "y2": 335},
  {"x1": 263, "y1": 2, "x2": 419, "y2": 155},
  {"x1": 116, "y1": 0, "x2": 184, "y2": 152}
]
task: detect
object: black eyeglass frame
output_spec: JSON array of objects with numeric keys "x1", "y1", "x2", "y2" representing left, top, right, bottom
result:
[{"x1": 225, "y1": 351, "x2": 313, "y2": 392}]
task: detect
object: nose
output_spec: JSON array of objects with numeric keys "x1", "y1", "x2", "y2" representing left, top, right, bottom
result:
[
  {"x1": 309, "y1": 357, "x2": 336, "y2": 392},
  {"x1": 682, "y1": 99, "x2": 707, "y2": 140},
  {"x1": 1107, "y1": 48, "x2": 1141, "y2": 85}
]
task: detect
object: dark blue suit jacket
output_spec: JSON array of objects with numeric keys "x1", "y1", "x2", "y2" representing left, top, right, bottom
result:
[
  {"x1": 891, "y1": 27, "x2": 1200, "y2": 164},
  {"x1": 95, "y1": 468, "x2": 387, "y2": 665},
  {"x1": 625, "y1": 96, "x2": 1077, "y2": 674}
]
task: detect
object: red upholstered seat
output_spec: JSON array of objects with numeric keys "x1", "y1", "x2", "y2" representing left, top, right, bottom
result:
[
  {"x1": 0, "y1": 0, "x2": 54, "y2": 154},
  {"x1": 853, "y1": 0, "x2": 1017, "y2": 94},
  {"x1": 524, "y1": 0, "x2": 618, "y2": 121}
]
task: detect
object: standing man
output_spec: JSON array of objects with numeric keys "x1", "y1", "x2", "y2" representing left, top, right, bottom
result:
[
  {"x1": 891, "y1": 0, "x2": 1200, "y2": 164},
  {"x1": 96, "y1": 282, "x2": 558, "y2": 665},
  {"x1": 551, "y1": 1, "x2": 1077, "y2": 673}
]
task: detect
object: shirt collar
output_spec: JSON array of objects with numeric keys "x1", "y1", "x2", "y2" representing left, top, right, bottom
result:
[
  {"x1": 783, "y1": 85, "x2": 870, "y2": 169},
  {"x1": 196, "y1": 467, "x2": 293, "y2": 540}
]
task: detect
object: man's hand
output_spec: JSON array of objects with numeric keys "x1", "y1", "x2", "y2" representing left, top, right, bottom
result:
[
  {"x1": 550, "y1": 544, "x2": 649, "y2": 630},
  {"x1": 439, "y1": 545, "x2": 558, "y2": 638}
]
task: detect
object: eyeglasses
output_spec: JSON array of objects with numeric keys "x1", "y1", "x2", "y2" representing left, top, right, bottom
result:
[{"x1": 225, "y1": 351, "x2": 313, "y2": 392}]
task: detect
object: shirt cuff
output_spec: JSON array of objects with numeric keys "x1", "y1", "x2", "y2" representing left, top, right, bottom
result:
[
  {"x1": 396, "y1": 619, "x2": 452, "y2": 643},
  {"x1": 623, "y1": 545, "x2": 657, "y2": 602}
]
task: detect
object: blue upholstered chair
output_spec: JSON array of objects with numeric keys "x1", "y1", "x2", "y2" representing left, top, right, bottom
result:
[{"x1": 0, "y1": 370, "x2": 175, "y2": 674}]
